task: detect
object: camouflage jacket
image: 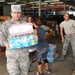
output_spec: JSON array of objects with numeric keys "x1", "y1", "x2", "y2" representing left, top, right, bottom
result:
[{"x1": 0, "y1": 18, "x2": 26, "y2": 46}]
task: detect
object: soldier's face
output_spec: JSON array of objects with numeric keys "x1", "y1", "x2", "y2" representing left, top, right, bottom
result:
[
  {"x1": 11, "y1": 12, "x2": 22, "y2": 21},
  {"x1": 64, "y1": 14, "x2": 69, "y2": 21}
]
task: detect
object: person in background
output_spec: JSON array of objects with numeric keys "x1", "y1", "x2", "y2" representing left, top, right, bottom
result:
[
  {"x1": 56, "y1": 23, "x2": 60, "y2": 35},
  {"x1": 27, "y1": 15, "x2": 38, "y2": 51},
  {"x1": 26, "y1": 15, "x2": 37, "y2": 72},
  {"x1": 33, "y1": 17, "x2": 51, "y2": 75},
  {"x1": 27, "y1": 15, "x2": 34, "y2": 23},
  {"x1": 40, "y1": 18, "x2": 50, "y2": 32},
  {"x1": 59, "y1": 13, "x2": 75, "y2": 63},
  {"x1": 27, "y1": 15, "x2": 34, "y2": 48},
  {"x1": 0, "y1": 5, "x2": 30, "y2": 75}
]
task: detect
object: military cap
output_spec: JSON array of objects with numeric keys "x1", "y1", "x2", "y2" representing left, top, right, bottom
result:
[{"x1": 11, "y1": 5, "x2": 21, "y2": 12}]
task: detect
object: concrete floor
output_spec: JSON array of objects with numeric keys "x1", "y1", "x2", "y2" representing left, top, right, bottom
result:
[{"x1": 0, "y1": 36, "x2": 75, "y2": 75}]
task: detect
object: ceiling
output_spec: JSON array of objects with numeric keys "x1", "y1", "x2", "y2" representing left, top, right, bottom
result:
[
  {"x1": 0, "y1": 0, "x2": 75, "y2": 5},
  {"x1": 0, "y1": 0, "x2": 75, "y2": 10}
]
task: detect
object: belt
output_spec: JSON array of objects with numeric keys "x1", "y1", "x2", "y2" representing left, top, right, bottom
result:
[{"x1": 66, "y1": 33, "x2": 75, "y2": 36}]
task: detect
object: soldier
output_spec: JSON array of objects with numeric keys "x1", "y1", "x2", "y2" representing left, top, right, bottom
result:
[
  {"x1": 59, "y1": 13, "x2": 75, "y2": 63},
  {"x1": 0, "y1": 5, "x2": 30, "y2": 75}
]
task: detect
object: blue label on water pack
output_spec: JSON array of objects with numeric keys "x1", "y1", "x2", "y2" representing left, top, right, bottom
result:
[
  {"x1": 47, "y1": 52, "x2": 55, "y2": 58},
  {"x1": 8, "y1": 34, "x2": 38, "y2": 50}
]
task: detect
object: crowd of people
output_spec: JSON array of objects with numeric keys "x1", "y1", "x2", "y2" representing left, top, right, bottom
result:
[{"x1": 0, "y1": 4, "x2": 75, "y2": 75}]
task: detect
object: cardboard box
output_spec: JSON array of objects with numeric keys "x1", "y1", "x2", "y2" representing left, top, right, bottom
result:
[
  {"x1": 51, "y1": 31, "x2": 56, "y2": 36},
  {"x1": 0, "y1": 16, "x2": 10, "y2": 21},
  {"x1": 8, "y1": 23, "x2": 38, "y2": 50}
]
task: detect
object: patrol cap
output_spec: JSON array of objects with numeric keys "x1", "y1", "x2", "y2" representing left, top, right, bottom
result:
[{"x1": 11, "y1": 5, "x2": 21, "y2": 12}]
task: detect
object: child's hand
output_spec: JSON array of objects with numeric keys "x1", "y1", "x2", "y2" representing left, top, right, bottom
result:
[
  {"x1": 34, "y1": 34, "x2": 38, "y2": 41},
  {"x1": 5, "y1": 43, "x2": 10, "y2": 50}
]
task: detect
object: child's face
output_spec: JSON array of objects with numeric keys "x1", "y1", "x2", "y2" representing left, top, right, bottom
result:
[{"x1": 28, "y1": 17, "x2": 32, "y2": 22}]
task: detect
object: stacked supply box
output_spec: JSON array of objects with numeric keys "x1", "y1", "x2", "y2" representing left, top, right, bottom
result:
[
  {"x1": 8, "y1": 23, "x2": 38, "y2": 50},
  {"x1": 47, "y1": 44, "x2": 59, "y2": 64},
  {"x1": 8, "y1": 34, "x2": 38, "y2": 50}
]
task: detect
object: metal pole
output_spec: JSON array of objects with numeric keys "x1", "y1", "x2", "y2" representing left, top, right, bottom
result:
[
  {"x1": 38, "y1": 0, "x2": 41, "y2": 17},
  {"x1": 32, "y1": 0, "x2": 34, "y2": 10},
  {"x1": 64, "y1": 3, "x2": 66, "y2": 14}
]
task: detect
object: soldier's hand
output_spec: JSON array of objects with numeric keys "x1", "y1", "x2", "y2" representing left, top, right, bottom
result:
[
  {"x1": 61, "y1": 37, "x2": 65, "y2": 43},
  {"x1": 5, "y1": 43, "x2": 10, "y2": 50}
]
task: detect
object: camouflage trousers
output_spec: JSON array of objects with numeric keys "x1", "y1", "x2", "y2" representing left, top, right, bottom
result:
[
  {"x1": 62, "y1": 34, "x2": 75, "y2": 57},
  {"x1": 6, "y1": 48, "x2": 30, "y2": 75}
]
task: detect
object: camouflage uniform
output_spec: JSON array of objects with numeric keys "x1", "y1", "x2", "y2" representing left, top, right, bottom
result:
[
  {"x1": 0, "y1": 18, "x2": 30, "y2": 75},
  {"x1": 62, "y1": 34, "x2": 75, "y2": 57},
  {"x1": 60, "y1": 19, "x2": 75, "y2": 60}
]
